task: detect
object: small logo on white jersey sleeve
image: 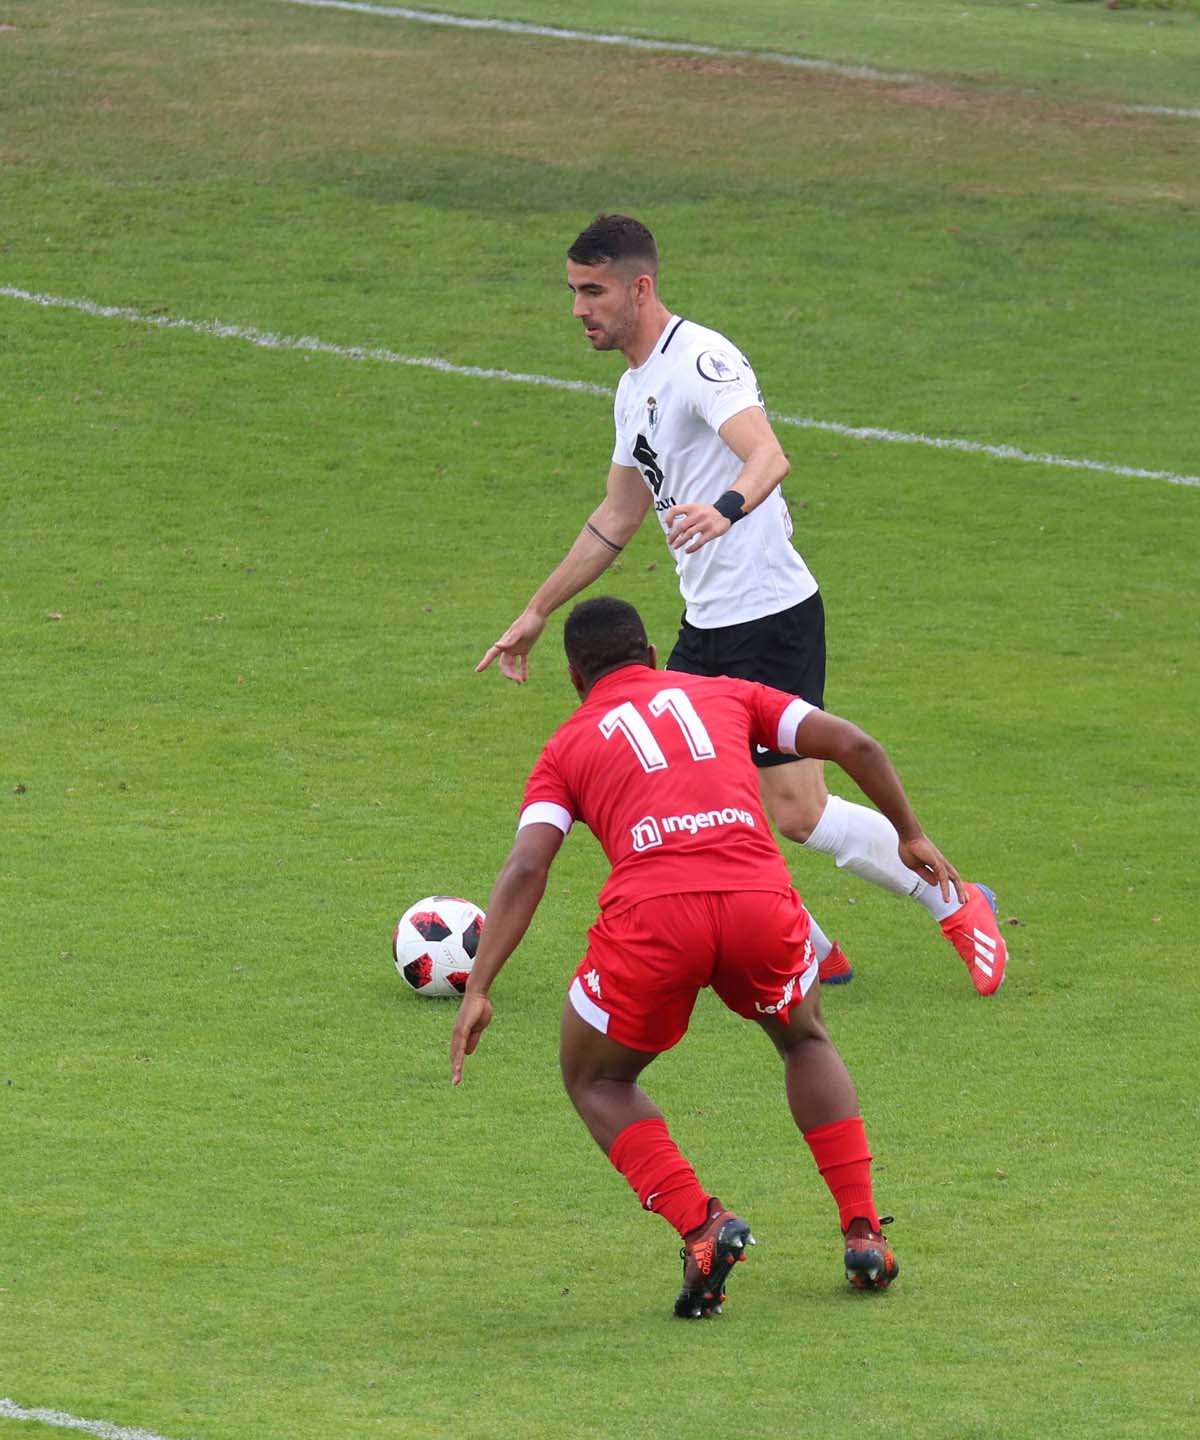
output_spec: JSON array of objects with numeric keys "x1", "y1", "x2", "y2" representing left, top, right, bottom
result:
[{"x1": 696, "y1": 349, "x2": 742, "y2": 383}]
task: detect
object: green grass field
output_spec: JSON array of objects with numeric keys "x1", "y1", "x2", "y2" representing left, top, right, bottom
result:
[{"x1": 2, "y1": 2, "x2": 1198, "y2": 1438}]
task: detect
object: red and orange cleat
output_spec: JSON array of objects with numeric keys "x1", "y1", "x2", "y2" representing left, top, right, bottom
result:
[
  {"x1": 940, "y1": 882, "x2": 1007, "y2": 996},
  {"x1": 818, "y1": 941, "x2": 854, "y2": 986},
  {"x1": 844, "y1": 1216, "x2": 899, "y2": 1291},
  {"x1": 674, "y1": 1197, "x2": 756, "y2": 1319}
]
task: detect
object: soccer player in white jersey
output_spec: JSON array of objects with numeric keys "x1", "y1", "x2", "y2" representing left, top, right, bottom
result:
[{"x1": 477, "y1": 214, "x2": 1006, "y2": 996}]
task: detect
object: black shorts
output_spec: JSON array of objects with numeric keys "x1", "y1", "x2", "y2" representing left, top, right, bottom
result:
[{"x1": 666, "y1": 592, "x2": 826, "y2": 769}]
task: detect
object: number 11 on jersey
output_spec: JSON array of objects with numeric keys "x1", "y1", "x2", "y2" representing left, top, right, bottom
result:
[{"x1": 599, "y1": 688, "x2": 717, "y2": 774}]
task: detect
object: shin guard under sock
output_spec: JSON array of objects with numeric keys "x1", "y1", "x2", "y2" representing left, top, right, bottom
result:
[
  {"x1": 804, "y1": 1115, "x2": 879, "y2": 1231},
  {"x1": 608, "y1": 1116, "x2": 710, "y2": 1238}
]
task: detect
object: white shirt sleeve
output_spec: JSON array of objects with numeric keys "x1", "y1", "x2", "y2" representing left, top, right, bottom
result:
[{"x1": 688, "y1": 346, "x2": 764, "y2": 437}]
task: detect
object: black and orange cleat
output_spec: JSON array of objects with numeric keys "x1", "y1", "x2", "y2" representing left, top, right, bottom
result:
[
  {"x1": 674, "y1": 1197, "x2": 756, "y2": 1319},
  {"x1": 843, "y1": 1216, "x2": 899, "y2": 1291}
]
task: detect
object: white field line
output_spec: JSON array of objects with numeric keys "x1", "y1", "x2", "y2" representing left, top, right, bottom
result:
[
  {"x1": 0, "y1": 285, "x2": 610, "y2": 397},
  {"x1": 3, "y1": 284, "x2": 1198, "y2": 489},
  {"x1": 278, "y1": 0, "x2": 1200, "y2": 121},
  {"x1": 278, "y1": 0, "x2": 915, "y2": 83},
  {"x1": 0, "y1": 1398, "x2": 184, "y2": 1440},
  {"x1": 1122, "y1": 103, "x2": 1200, "y2": 120}
]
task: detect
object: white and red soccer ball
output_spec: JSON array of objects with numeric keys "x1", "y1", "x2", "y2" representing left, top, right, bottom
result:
[{"x1": 393, "y1": 896, "x2": 485, "y2": 997}]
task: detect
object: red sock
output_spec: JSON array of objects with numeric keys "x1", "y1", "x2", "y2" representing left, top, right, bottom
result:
[
  {"x1": 608, "y1": 1117, "x2": 711, "y2": 1238},
  {"x1": 804, "y1": 1116, "x2": 879, "y2": 1231}
]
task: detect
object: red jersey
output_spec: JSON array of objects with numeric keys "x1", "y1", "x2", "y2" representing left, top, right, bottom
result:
[{"x1": 518, "y1": 665, "x2": 814, "y2": 915}]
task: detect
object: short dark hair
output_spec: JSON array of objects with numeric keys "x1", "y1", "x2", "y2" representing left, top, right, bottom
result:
[
  {"x1": 563, "y1": 597, "x2": 649, "y2": 682},
  {"x1": 567, "y1": 214, "x2": 658, "y2": 274}
]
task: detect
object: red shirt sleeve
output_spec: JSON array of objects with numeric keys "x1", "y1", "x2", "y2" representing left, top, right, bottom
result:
[
  {"x1": 517, "y1": 740, "x2": 577, "y2": 834},
  {"x1": 735, "y1": 679, "x2": 816, "y2": 754}
]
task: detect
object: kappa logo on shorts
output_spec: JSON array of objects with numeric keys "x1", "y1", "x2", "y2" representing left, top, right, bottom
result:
[{"x1": 584, "y1": 967, "x2": 602, "y2": 998}]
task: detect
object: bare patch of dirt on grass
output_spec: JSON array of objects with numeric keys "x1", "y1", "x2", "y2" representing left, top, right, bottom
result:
[
  {"x1": 651, "y1": 52, "x2": 1172, "y2": 136},
  {"x1": 871, "y1": 78, "x2": 1164, "y2": 133},
  {"x1": 648, "y1": 55, "x2": 780, "y2": 83}
]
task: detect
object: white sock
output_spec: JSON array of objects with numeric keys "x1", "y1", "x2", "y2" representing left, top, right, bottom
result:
[
  {"x1": 915, "y1": 881, "x2": 964, "y2": 923},
  {"x1": 806, "y1": 912, "x2": 834, "y2": 963},
  {"x1": 804, "y1": 795, "x2": 963, "y2": 922}
]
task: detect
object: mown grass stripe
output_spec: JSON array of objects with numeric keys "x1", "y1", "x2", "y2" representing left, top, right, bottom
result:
[
  {"x1": 4, "y1": 284, "x2": 1197, "y2": 488},
  {"x1": 278, "y1": 0, "x2": 1200, "y2": 120}
]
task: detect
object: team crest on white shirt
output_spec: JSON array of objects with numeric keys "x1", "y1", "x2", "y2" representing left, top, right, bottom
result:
[{"x1": 646, "y1": 395, "x2": 659, "y2": 429}]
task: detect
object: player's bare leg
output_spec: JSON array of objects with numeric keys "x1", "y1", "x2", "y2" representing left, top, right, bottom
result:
[
  {"x1": 756, "y1": 986, "x2": 899, "y2": 1290},
  {"x1": 758, "y1": 754, "x2": 830, "y2": 843},
  {"x1": 558, "y1": 999, "x2": 662, "y2": 1150},
  {"x1": 753, "y1": 980, "x2": 857, "y2": 1131},
  {"x1": 559, "y1": 1000, "x2": 755, "y2": 1317},
  {"x1": 760, "y1": 755, "x2": 1007, "y2": 995}
]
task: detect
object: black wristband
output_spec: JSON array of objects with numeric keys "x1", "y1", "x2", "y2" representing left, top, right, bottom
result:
[{"x1": 713, "y1": 490, "x2": 746, "y2": 525}]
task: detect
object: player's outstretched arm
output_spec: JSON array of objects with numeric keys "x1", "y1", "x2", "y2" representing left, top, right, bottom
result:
[
  {"x1": 476, "y1": 464, "x2": 651, "y2": 683},
  {"x1": 665, "y1": 406, "x2": 789, "y2": 554},
  {"x1": 791, "y1": 710, "x2": 966, "y2": 906},
  {"x1": 450, "y1": 822, "x2": 564, "y2": 1085}
]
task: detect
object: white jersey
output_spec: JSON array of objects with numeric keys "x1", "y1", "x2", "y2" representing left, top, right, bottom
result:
[{"x1": 612, "y1": 316, "x2": 817, "y2": 629}]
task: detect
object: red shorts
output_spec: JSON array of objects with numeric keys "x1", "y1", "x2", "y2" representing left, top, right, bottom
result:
[{"x1": 567, "y1": 889, "x2": 816, "y2": 1053}]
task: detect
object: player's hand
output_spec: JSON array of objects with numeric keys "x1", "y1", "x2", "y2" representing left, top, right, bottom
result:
[
  {"x1": 664, "y1": 502, "x2": 732, "y2": 554},
  {"x1": 450, "y1": 992, "x2": 494, "y2": 1085},
  {"x1": 476, "y1": 610, "x2": 546, "y2": 683},
  {"x1": 898, "y1": 835, "x2": 966, "y2": 907}
]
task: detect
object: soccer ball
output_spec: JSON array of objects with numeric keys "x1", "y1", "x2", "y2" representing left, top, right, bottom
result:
[{"x1": 393, "y1": 895, "x2": 485, "y2": 997}]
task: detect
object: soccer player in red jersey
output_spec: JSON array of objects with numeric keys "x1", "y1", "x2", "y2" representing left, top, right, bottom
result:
[{"x1": 452, "y1": 597, "x2": 965, "y2": 1315}]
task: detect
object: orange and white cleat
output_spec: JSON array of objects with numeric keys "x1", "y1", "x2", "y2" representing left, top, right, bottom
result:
[
  {"x1": 940, "y1": 882, "x2": 1007, "y2": 996},
  {"x1": 818, "y1": 941, "x2": 854, "y2": 986}
]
